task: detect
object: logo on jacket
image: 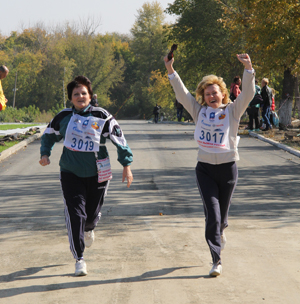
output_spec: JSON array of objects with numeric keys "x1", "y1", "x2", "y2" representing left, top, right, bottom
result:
[
  {"x1": 209, "y1": 112, "x2": 215, "y2": 121},
  {"x1": 219, "y1": 114, "x2": 226, "y2": 120},
  {"x1": 92, "y1": 122, "x2": 100, "y2": 130},
  {"x1": 82, "y1": 120, "x2": 89, "y2": 128}
]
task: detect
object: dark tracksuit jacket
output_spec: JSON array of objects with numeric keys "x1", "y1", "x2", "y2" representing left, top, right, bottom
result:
[{"x1": 40, "y1": 105, "x2": 133, "y2": 259}]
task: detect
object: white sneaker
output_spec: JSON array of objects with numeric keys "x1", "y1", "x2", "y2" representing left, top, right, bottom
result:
[
  {"x1": 75, "y1": 259, "x2": 87, "y2": 276},
  {"x1": 209, "y1": 263, "x2": 222, "y2": 277},
  {"x1": 84, "y1": 230, "x2": 94, "y2": 248},
  {"x1": 221, "y1": 232, "x2": 227, "y2": 251}
]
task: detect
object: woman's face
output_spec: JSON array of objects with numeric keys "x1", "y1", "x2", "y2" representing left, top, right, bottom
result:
[
  {"x1": 204, "y1": 84, "x2": 225, "y2": 109},
  {"x1": 71, "y1": 85, "x2": 91, "y2": 110}
]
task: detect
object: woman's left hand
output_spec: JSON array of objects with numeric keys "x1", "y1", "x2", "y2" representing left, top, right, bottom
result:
[
  {"x1": 122, "y1": 165, "x2": 133, "y2": 188},
  {"x1": 237, "y1": 53, "x2": 252, "y2": 70}
]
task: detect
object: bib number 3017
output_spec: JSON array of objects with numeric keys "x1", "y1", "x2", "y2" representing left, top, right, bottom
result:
[{"x1": 199, "y1": 131, "x2": 224, "y2": 143}]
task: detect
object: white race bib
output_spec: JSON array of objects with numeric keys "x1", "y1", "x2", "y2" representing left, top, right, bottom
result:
[
  {"x1": 194, "y1": 107, "x2": 231, "y2": 153},
  {"x1": 64, "y1": 114, "x2": 107, "y2": 152},
  {"x1": 96, "y1": 157, "x2": 113, "y2": 183}
]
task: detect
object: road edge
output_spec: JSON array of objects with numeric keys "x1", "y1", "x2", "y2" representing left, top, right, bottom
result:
[
  {"x1": 0, "y1": 126, "x2": 47, "y2": 162},
  {"x1": 238, "y1": 129, "x2": 300, "y2": 158}
]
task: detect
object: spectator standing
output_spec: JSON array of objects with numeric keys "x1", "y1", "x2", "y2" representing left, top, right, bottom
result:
[
  {"x1": 260, "y1": 78, "x2": 272, "y2": 131},
  {"x1": 153, "y1": 104, "x2": 161, "y2": 123},
  {"x1": 0, "y1": 65, "x2": 9, "y2": 111},
  {"x1": 247, "y1": 80, "x2": 262, "y2": 131},
  {"x1": 90, "y1": 94, "x2": 98, "y2": 107},
  {"x1": 229, "y1": 76, "x2": 241, "y2": 101},
  {"x1": 175, "y1": 99, "x2": 184, "y2": 122}
]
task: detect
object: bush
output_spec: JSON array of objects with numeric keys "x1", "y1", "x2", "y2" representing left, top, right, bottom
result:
[{"x1": 0, "y1": 105, "x2": 61, "y2": 123}]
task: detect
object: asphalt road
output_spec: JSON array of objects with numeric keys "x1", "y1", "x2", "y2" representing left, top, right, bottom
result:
[{"x1": 0, "y1": 120, "x2": 299, "y2": 304}]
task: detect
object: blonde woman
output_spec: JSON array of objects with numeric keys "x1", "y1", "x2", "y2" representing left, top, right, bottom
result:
[{"x1": 164, "y1": 53, "x2": 255, "y2": 277}]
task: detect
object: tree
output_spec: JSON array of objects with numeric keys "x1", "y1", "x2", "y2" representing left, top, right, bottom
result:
[
  {"x1": 216, "y1": 0, "x2": 300, "y2": 125},
  {"x1": 130, "y1": 1, "x2": 170, "y2": 117},
  {"x1": 166, "y1": 0, "x2": 241, "y2": 89}
]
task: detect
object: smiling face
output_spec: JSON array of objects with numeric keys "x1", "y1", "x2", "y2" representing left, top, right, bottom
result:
[
  {"x1": 204, "y1": 84, "x2": 225, "y2": 109},
  {"x1": 71, "y1": 85, "x2": 91, "y2": 110}
]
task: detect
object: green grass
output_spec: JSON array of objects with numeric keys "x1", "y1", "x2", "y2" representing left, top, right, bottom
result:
[
  {"x1": 0, "y1": 124, "x2": 38, "y2": 130},
  {"x1": 0, "y1": 140, "x2": 20, "y2": 153}
]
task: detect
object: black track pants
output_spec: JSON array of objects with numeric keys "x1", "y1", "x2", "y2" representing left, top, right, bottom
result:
[
  {"x1": 195, "y1": 161, "x2": 238, "y2": 264},
  {"x1": 60, "y1": 171, "x2": 109, "y2": 260}
]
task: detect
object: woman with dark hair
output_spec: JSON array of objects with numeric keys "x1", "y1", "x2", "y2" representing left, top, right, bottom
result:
[{"x1": 39, "y1": 75, "x2": 133, "y2": 276}]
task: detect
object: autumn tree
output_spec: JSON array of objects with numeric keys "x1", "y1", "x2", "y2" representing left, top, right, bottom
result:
[
  {"x1": 130, "y1": 1, "x2": 170, "y2": 117},
  {"x1": 216, "y1": 0, "x2": 300, "y2": 125},
  {"x1": 166, "y1": 0, "x2": 241, "y2": 90}
]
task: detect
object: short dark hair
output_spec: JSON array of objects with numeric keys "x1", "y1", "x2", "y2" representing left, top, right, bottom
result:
[
  {"x1": 67, "y1": 76, "x2": 93, "y2": 100},
  {"x1": 233, "y1": 76, "x2": 241, "y2": 84},
  {"x1": 0, "y1": 65, "x2": 9, "y2": 73}
]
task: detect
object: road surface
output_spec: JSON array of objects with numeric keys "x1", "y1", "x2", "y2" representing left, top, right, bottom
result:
[{"x1": 0, "y1": 120, "x2": 299, "y2": 303}]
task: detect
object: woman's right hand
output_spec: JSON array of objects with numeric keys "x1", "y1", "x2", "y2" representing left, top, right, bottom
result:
[
  {"x1": 164, "y1": 56, "x2": 175, "y2": 75},
  {"x1": 39, "y1": 155, "x2": 50, "y2": 166}
]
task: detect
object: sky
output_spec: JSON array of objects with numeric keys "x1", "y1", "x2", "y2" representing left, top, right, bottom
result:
[{"x1": 1, "y1": 0, "x2": 177, "y2": 36}]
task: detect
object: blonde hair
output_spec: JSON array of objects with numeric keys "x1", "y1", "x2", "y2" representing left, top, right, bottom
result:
[
  {"x1": 195, "y1": 74, "x2": 229, "y2": 106},
  {"x1": 262, "y1": 78, "x2": 269, "y2": 85}
]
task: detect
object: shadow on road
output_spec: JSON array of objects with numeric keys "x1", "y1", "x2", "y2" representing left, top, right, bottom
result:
[{"x1": 0, "y1": 265, "x2": 212, "y2": 299}]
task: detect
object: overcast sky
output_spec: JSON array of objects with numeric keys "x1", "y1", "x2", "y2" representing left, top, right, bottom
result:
[{"x1": 1, "y1": 0, "x2": 176, "y2": 36}]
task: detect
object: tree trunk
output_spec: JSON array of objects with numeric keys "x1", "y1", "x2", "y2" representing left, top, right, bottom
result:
[
  {"x1": 293, "y1": 75, "x2": 300, "y2": 118},
  {"x1": 279, "y1": 68, "x2": 295, "y2": 126}
]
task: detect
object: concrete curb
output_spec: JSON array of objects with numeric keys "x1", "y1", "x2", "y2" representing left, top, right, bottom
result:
[
  {"x1": 0, "y1": 126, "x2": 47, "y2": 162},
  {"x1": 238, "y1": 129, "x2": 300, "y2": 158}
]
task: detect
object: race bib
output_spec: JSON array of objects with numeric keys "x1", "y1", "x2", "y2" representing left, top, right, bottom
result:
[
  {"x1": 96, "y1": 157, "x2": 112, "y2": 183},
  {"x1": 64, "y1": 114, "x2": 107, "y2": 152},
  {"x1": 194, "y1": 106, "x2": 231, "y2": 153}
]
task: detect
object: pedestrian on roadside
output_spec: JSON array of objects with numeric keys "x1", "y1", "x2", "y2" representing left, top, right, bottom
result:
[
  {"x1": 153, "y1": 104, "x2": 161, "y2": 123},
  {"x1": 247, "y1": 80, "x2": 262, "y2": 131},
  {"x1": 229, "y1": 75, "x2": 241, "y2": 101},
  {"x1": 260, "y1": 78, "x2": 272, "y2": 131},
  {"x1": 175, "y1": 99, "x2": 184, "y2": 122},
  {"x1": 90, "y1": 93, "x2": 98, "y2": 107},
  {"x1": 0, "y1": 65, "x2": 9, "y2": 111},
  {"x1": 164, "y1": 53, "x2": 255, "y2": 277},
  {"x1": 39, "y1": 75, "x2": 133, "y2": 277}
]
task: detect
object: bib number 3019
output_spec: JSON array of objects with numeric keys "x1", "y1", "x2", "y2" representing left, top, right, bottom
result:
[{"x1": 71, "y1": 138, "x2": 94, "y2": 151}]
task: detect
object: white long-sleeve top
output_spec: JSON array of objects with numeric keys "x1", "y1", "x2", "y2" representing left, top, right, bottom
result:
[{"x1": 169, "y1": 69, "x2": 255, "y2": 164}]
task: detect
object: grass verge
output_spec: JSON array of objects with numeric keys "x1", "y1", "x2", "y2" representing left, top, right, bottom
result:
[{"x1": 0, "y1": 124, "x2": 38, "y2": 130}]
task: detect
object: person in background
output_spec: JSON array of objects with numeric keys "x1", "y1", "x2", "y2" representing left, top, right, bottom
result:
[
  {"x1": 260, "y1": 78, "x2": 272, "y2": 131},
  {"x1": 90, "y1": 94, "x2": 98, "y2": 107},
  {"x1": 153, "y1": 104, "x2": 161, "y2": 123},
  {"x1": 39, "y1": 76, "x2": 133, "y2": 277},
  {"x1": 164, "y1": 52, "x2": 255, "y2": 277},
  {"x1": 247, "y1": 79, "x2": 262, "y2": 131},
  {"x1": 0, "y1": 65, "x2": 9, "y2": 111},
  {"x1": 229, "y1": 76, "x2": 241, "y2": 101},
  {"x1": 270, "y1": 88, "x2": 275, "y2": 112},
  {"x1": 175, "y1": 99, "x2": 184, "y2": 122}
]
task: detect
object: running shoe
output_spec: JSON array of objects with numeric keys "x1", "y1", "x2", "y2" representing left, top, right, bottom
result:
[
  {"x1": 84, "y1": 230, "x2": 94, "y2": 248},
  {"x1": 75, "y1": 259, "x2": 87, "y2": 276},
  {"x1": 209, "y1": 263, "x2": 222, "y2": 277}
]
